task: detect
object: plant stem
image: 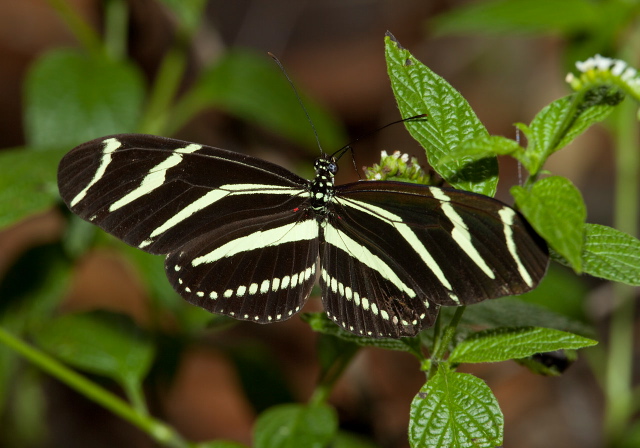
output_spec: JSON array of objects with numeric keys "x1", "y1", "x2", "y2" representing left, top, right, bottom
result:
[
  {"x1": 309, "y1": 342, "x2": 359, "y2": 406},
  {"x1": 47, "y1": 0, "x2": 104, "y2": 56},
  {"x1": 103, "y1": 0, "x2": 128, "y2": 61},
  {"x1": 137, "y1": 43, "x2": 188, "y2": 135},
  {"x1": 0, "y1": 327, "x2": 191, "y2": 448},
  {"x1": 604, "y1": 101, "x2": 639, "y2": 446},
  {"x1": 603, "y1": 26, "x2": 640, "y2": 444},
  {"x1": 428, "y1": 307, "x2": 465, "y2": 379}
]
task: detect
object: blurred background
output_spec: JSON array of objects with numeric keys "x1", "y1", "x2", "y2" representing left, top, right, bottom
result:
[{"x1": 0, "y1": 0, "x2": 637, "y2": 447}]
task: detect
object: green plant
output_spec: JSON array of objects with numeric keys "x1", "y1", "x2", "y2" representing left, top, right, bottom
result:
[
  {"x1": 428, "y1": 2, "x2": 640, "y2": 445},
  {"x1": 0, "y1": 1, "x2": 639, "y2": 447}
]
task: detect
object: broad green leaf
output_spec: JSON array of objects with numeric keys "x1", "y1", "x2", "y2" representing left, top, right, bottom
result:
[
  {"x1": 33, "y1": 311, "x2": 155, "y2": 391},
  {"x1": 0, "y1": 147, "x2": 66, "y2": 229},
  {"x1": 384, "y1": 32, "x2": 498, "y2": 196},
  {"x1": 300, "y1": 312, "x2": 421, "y2": 354},
  {"x1": 254, "y1": 403, "x2": 338, "y2": 448},
  {"x1": 525, "y1": 89, "x2": 620, "y2": 174},
  {"x1": 24, "y1": 48, "x2": 144, "y2": 150},
  {"x1": 172, "y1": 50, "x2": 345, "y2": 152},
  {"x1": 431, "y1": 0, "x2": 600, "y2": 36},
  {"x1": 439, "y1": 297, "x2": 594, "y2": 339},
  {"x1": 512, "y1": 176, "x2": 586, "y2": 271},
  {"x1": 580, "y1": 223, "x2": 640, "y2": 286},
  {"x1": 409, "y1": 365, "x2": 502, "y2": 448},
  {"x1": 449, "y1": 326, "x2": 597, "y2": 364},
  {"x1": 436, "y1": 135, "x2": 524, "y2": 169}
]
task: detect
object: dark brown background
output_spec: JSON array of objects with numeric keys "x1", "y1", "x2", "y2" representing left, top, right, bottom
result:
[{"x1": 0, "y1": 1, "x2": 621, "y2": 447}]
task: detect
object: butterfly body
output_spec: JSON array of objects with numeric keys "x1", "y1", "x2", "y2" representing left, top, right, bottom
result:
[{"x1": 58, "y1": 134, "x2": 548, "y2": 338}]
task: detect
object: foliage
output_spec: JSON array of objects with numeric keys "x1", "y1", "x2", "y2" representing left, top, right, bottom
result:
[{"x1": 0, "y1": 1, "x2": 639, "y2": 447}]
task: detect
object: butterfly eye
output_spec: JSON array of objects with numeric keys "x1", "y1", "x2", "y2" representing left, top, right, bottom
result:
[{"x1": 328, "y1": 162, "x2": 338, "y2": 174}]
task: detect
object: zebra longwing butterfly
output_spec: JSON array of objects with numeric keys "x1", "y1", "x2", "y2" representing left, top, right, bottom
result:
[{"x1": 58, "y1": 134, "x2": 548, "y2": 338}]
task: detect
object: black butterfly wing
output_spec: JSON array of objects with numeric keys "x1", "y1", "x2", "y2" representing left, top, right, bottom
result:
[
  {"x1": 165, "y1": 210, "x2": 320, "y2": 324},
  {"x1": 320, "y1": 223, "x2": 435, "y2": 338},
  {"x1": 58, "y1": 134, "x2": 322, "y2": 324},
  {"x1": 57, "y1": 134, "x2": 309, "y2": 255},
  {"x1": 320, "y1": 180, "x2": 548, "y2": 338}
]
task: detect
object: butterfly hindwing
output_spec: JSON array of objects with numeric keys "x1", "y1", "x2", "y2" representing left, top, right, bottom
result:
[
  {"x1": 320, "y1": 217, "x2": 436, "y2": 338},
  {"x1": 165, "y1": 210, "x2": 320, "y2": 323}
]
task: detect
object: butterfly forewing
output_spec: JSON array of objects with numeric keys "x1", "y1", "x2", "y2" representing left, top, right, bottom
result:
[{"x1": 57, "y1": 134, "x2": 308, "y2": 254}]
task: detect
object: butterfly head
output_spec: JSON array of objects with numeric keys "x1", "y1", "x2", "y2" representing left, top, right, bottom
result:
[{"x1": 314, "y1": 156, "x2": 338, "y2": 176}]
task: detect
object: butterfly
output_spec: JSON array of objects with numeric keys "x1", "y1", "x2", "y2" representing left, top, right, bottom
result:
[{"x1": 57, "y1": 133, "x2": 548, "y2": 338}]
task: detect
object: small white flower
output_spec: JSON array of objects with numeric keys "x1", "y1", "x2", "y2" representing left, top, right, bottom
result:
[
  {"x1": 611, "y1": 60, "x2": 627, "y2": 76},
  {"x1": 622, "y1": 67, "x2": 637, "y2": 81}
]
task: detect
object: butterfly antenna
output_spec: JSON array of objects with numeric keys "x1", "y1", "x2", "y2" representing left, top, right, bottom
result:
[
  {"x1": 329, "y1": 113, "x2": 428, "y2": 160},
  {"x1": 268, "y1": 52, "x2": 324, "y2": 155}
]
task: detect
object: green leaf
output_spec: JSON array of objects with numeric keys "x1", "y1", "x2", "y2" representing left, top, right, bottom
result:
[
  {"x1": 33, "y1": 311, "x2": 155, "y2": 391},
  {"x1": 384, "y1": 32, "x2": 498, "y2": 196},
  {"x1": 0, "y1": 147, "x2": 66, "y2": 229},
  {"x1": 172, "y1": 49, "x2": 345, "y2": 152},
  {"x1": 436, "y1": 135, "x2": 524, "y2": 169},
  {"x1": 24, "y1": 48, "x2": 145, "y2": 150},
  {"x1": 439, "y1": 297, "x2": 594, "y2": 339},
  {"x1": 525, "y1": 89, "x2": 619, "y2": 174},
  {"x1": 300, "y1": 312, "x2": 421, "y2": 354},
  {"x1": 254, "y1": 403, "x2": 338, "y2": 448},
  {"x1": 449, "y1": 326, "x2": 597, "y2": 364},
  {"x1": 512, "y1": 176, "x2": 586, "y2": 271},
  {"x1": 431, "y1": 0, "x2": 600, "y2": 36},
  {"x1": 579, "y1": 223, "x2": 640, "y2": 286},
  {"x1": 409, "y1": 365, "x2": 503, "y2": 448}
]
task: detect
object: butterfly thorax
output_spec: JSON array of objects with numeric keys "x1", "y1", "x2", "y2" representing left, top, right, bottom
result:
[{"x1": 309, "y1": 157, "x2": 337, "y2": 213}]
